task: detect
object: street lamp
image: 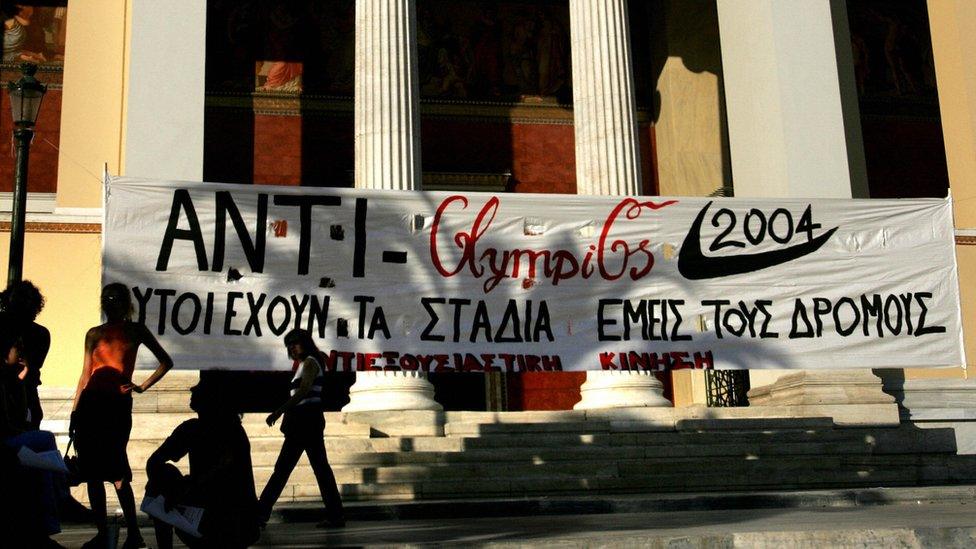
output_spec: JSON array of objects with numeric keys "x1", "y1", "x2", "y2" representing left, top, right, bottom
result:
[{"x1": 6, "y1": 63, "x2": 46, "y2": 286}]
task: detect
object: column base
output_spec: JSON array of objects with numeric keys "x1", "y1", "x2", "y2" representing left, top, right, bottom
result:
[
  {"x1": 341, "y1": 371, "x2": 443, "y2": 413},
  {"x1": 879, "y1": 375, "x2": 976, "y2": 421},
  {"x1": 573, "y1": 371, "x2": 671, "y2": 410},
  {"x1": 748, "y1": 369, "x2": 899, "y2": 426}
]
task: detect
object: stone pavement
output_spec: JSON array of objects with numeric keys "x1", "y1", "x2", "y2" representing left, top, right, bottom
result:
[{"x1": 49, "y1": 492, "x2": 976, "y2": 548}]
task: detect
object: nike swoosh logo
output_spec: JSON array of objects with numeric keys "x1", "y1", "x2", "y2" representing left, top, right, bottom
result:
[{"x1": 677, "y1": 201, "x2": 838, "y2": 280}]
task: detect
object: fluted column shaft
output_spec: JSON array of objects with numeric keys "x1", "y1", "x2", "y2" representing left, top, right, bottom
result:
[
  {"x1": 569, "y1": 0, "x2": 642, "y2": 196},
  {"x1": 569, "y1": 0, "x2": 668, "y2": 409},
  {"x1": 354, "y1": 0, "x2": 422, "y2": 190},
  {"x1": 345, "y1": 0, "x2": 440, "y2": 413}
]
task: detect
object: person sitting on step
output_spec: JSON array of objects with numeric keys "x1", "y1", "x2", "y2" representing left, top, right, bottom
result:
[{"x1": 146, "y1": 377, "x2": 259, "y2": 549}]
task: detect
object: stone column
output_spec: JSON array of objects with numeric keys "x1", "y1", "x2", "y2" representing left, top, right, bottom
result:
[
  {"x1": 124, "y1": 0, "x2": 206, "y2": 181},
  {"x1": 716, "y1": 0, "x2": 867, "y2": 198},
  {"x1": 344, "y1": 0, "x2": 441, "y2": 416},
  {"x1": 569, "y1": 0, "x2": 669, "y2": 409},
  {"x1": 717, "y1": 1, "x2": 893, "y2": 421},
  {"x1": 353, "y1": 0, "x2": 421, "y2": 191}
]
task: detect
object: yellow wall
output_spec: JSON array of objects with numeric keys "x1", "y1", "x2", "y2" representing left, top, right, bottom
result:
[
  {"x1": 56, "y1": 0, "x2": 129, "y2": 208},
  {"x1": 951, "y1": 245, "x2": 976, "y2": 376},
  {"x1": 0, "y1": 0, "x2": 133, "y2": 387},
  {"x1": 654, "y1": 0, "x2": 731, "y2": 198},
  {"x1": 0, "y1": 231, "x2": 102, "y2": 387},
  {"x1": 919, "y1": 0, "x2": 976, "y2": 380},
  {"x1": 929, "y1": 0, "x2": 976, "y2": 228},
  {"x1": 654, "y1": 2, "x2": 730, "y2": 405}
]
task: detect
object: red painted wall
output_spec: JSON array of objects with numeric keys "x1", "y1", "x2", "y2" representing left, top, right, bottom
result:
[
  {"x1": 0, "y1": 88, "x2": 60, "y2": 194},
  {"x1": 507, "y1": 372, "x2": 585, "y2": 410}
]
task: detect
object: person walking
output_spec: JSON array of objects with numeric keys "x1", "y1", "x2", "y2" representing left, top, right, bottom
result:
[
  {"x1": 257, "y1": 328, "x2": 344, "y2": 528},
  {"x1": 71, "y1": 283, "x2": 174, "y2": 549}
]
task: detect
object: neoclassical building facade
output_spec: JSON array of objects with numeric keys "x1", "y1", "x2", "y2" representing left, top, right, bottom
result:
[{"x1": 2, "y1": 0, "x2": 976, "y2": 422}]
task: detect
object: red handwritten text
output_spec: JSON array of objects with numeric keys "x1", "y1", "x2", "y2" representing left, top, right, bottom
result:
[{"x1": 430, "y1": 195, "x2": 678, "y2": 293}]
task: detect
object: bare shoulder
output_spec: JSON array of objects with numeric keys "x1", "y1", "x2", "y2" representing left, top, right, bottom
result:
[{"x1": 84, "y1": 326, "x2": 102, "y2": 350}]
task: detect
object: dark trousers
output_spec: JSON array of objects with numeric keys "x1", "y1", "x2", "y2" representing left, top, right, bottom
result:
[{"x1": 258, "y1": 407, "x2": 343, "y2": 521}]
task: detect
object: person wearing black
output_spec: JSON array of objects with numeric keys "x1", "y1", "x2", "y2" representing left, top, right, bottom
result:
[
  {"x1": 146, "y1": 378, "x2": 259, "y2": 549},
  {"x1": 0, "y1": 333, "x2": 63, "y2": 548},
  {"x1": 257, "y1": 329, "x2": 345, "y2": 528},
  {"x1": 0, "y1": 280, "x2": 50, "y2": 430},
  {"x1": 1, "y1": 281, "x2": 94, "y2": 525}
]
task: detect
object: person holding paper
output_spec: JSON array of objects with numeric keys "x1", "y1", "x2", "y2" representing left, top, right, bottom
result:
[
  {"x1": 0, "y1": 327, "x2": 62, "y2": 547},
  {"x1": 71, "y1": 283, "x2": 174, "y2": 549},
  {"x1": 257, "y1": 328, "x2": 345, "y2": 529},
  {"x1": 145, "y1": 378, "x2": 259, "y2": 548}
]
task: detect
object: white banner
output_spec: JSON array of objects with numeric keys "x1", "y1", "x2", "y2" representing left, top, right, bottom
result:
[{"x1": 103, "y1": 177, "x2": 965, "y2": 372}]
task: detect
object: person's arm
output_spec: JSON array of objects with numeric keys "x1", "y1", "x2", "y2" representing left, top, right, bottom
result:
[
  {"x1": 5, "y1": 342, "x2": 27, "y2": 380},
  {"x1": 147, "y1": 421, "x2": 191, "y2": 471},
  {"x1": 14, "y1": 7, "x2": 32, "y2": 27},
  {"x1": 146, "y1": 421, "x2": 192, "y2": 508},
  {"x1": 27, "y1": 325, "x2": 50, "y2": 382},
  {"x1": 266, "y1": 358, "x2": 317, "y2": 426},
  {"x1": 71, "y1": 329, "x2": 96, "y2": 410},
  {"x1": 124, "y1": 323, "x2": 173, "y2": 394}
]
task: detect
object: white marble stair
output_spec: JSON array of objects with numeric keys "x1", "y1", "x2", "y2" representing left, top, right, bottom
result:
[{"x1": 36, "y1": 388, "x2": 976, "y2": 511}]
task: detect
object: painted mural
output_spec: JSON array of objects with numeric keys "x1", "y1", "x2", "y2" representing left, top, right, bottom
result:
[
  {"x1": 846, "y1": 0, "x2": 948, "y2": 200},
  {"x1": 417, "y1": 1, "x2": 570, "y2": 101},
  {"x1": 207, "y1": 0, "x2": 573, "y2": 102},
  {"x1": 1, "y1": 4, "x2": 67, "y2": 65},
  {"x1": 847, "y1": 0, "x2": 939, "y2": 111}
]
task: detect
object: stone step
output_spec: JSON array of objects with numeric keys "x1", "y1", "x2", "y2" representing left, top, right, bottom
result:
[
  {"x1": 47, "y1": 420, "x2": 952, "y2": 456},
  {"x1": 118, "y1": 438, "x2": 913, "y2": 470},
  {"x1": 75, "y1": 463, "x2": 966, "y2": 508},
  {"x1": 637, "y1": 430, "x2": 843, "y2": 445},
  {"x1": 674, "y1": 417, "x2": 836, "y2": 432},
  {"x1": 59, "y1": 427, "x2": 958, "y2": 475},
  {"x1": 444, "y1": 420, "x2": 613, "y2": 436},
  {"x1": 264, "y1": 455, "x2": 976, "y2": 485},
  {"x1": 443, "y1": 410, "x2": 589, "y2": 423},
  {"x1": 71, "y1": 457, "x2": 976, "y2": 510},
  {"x1": 43, "y1": 413, "x2": 372, "y2": 440},
  {"x1": 108, "y1": 453, "x2": 976, "y2": 490}
]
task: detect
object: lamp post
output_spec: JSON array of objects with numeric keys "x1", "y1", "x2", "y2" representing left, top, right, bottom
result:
[{"x1": 6, "y1": 63, "x2": 46, "y2": 286}]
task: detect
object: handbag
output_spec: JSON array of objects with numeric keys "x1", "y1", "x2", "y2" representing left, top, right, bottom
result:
[{"x1": 63, "y1": 436, "x2": 83, "y2": 486}]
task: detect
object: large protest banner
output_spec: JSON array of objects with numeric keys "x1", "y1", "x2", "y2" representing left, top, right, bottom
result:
[{"x1": 103, "y1": 176, "x2": 965, "y2": 372}]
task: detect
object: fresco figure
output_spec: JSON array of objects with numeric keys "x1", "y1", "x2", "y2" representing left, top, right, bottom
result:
[
  {"x1": 535, "y1": 9, "x2": 567, "y2": 97},
  {"x1": 4, "y1": 6, "x2": 46, "y2": 63}
]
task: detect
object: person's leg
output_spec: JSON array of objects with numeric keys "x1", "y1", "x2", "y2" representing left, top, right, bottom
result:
[
  {"x1": 152, "y1": 518, "x2": 173, "y2": 549},
  {"x1": 54, "y1": 473, "x2": 93, "y2": 523},
  {"x1": 37, "y1": 470, "x2": 60, "y2": 535},
  {"x1": 87, "y1": 482, "x2": 107, "y2": 530},
  {"x1": 83, "y1": 481, "x2": 109, "y2": 547},
  {"x1": 303, "y1": 434, "x2": 345, "y2": 523},
  {"x1": 146, "y1": 461, "x2": 186, "y2": 549},
  {"x1": 115, "y1": 480, "x2": 145, "y2": 547},
  {"x1": 3, "y1": 431, "x2": 62, "y2": 534},
  {"x1": 27, "y1": 384, "x2": 43, "y2": 431},
  {"x1": 257, "y1": 434, "x2": 304, "y2": 523}
]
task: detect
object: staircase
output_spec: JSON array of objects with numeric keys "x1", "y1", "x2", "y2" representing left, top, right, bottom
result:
[{"x1": 37, "y1": 374, "x2": 976, "y2": 509}]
